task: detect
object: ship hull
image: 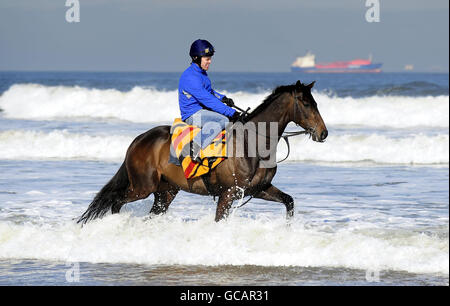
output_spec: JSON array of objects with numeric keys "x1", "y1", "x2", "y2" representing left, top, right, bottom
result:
[{"x1": 291, "y1": 63, "x2": 382, "y2": 73}]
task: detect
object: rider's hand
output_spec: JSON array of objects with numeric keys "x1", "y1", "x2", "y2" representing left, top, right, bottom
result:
[
  {"x1": 230, "y1": 110, "x2": 247, "y2": 122},
  {"x1": 221, "y1": 96, "x2": 235, "y2": 107},
  {"x1": 230, "y1": 111, "x2": 241, "y2": 122}
]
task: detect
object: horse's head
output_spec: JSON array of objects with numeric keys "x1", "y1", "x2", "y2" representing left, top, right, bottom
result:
[{"x1": 290, "y1": 80, "x2": 328, "y2": 142}]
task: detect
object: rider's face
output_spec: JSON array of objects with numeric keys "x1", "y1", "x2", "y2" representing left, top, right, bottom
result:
[{"x1": 200, "y1": 56, "x2": 212, "y2": 71}]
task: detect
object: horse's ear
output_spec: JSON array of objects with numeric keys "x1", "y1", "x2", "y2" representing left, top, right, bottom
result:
[
  {"x1": 296, "y1": 80, "x2": 302, "y2": 87},
  {"x1": 307, "y1": 81, "x2": 316, "y2": 89}
]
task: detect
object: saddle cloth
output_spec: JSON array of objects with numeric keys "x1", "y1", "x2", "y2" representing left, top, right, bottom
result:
[{"x1": 170, "y1": 118, "x2": 227, "y2": 179}]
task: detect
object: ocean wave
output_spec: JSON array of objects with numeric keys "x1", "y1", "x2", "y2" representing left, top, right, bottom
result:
[
  {"x1": 0, "y1": 130, "x2": 448, "y2": 164},
  {"x1": 282, "y1": 133, "x2": 449, "y2": 164},
  {"x1": 0, "y1": 84, "x2": 448, "y2": 128},
  {"x1": 0, "y1": 84, "x2": 178, "y2": 123},
  {"x1": 353, "y1": 81, "x2": 448, "y2": 97},
  {"x1": 0, "y1": 130, "x2": 131, "y2": 161},
  {"x1": 0, "y1": 215, "x2": 447, "y2": 275}
]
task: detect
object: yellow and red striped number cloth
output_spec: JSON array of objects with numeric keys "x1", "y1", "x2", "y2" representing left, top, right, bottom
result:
[{"x1": 171, "y1": 118, "x2": 227, "y2": 179}]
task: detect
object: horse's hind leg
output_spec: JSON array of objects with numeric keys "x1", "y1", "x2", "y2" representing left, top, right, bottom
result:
[
  {"x1": 149, "y1": 180, "x2": 179, "y2": 215},
  {"x1": 112, "y1": 164, "x2": 161, "y2": 214},
  {"x1": 253, "y1": 184, "x2": 294, "y2": 219}
]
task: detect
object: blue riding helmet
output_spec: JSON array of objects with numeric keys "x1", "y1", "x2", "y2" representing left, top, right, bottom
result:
[{"x1": 189, "y1": 39, "x2": 215, "y2": 58}]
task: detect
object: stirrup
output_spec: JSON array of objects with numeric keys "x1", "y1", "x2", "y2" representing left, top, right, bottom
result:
[{"x1": 190, "y1": 142, "x2": 203, "y2": 163}]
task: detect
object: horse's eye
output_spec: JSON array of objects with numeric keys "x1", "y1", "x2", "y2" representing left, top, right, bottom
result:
[{"x1": 302, "y1": 101, "x2": 310, "y2": 107}]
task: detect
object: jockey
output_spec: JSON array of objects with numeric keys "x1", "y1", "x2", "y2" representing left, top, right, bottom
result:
[{"x1": 178, "y1": 39, "x2": 241, "y2": 160}]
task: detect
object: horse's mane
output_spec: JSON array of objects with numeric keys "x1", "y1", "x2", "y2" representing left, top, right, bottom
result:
[{"x1": 244, "y1": 83, "x2": 301, "y2": 121}]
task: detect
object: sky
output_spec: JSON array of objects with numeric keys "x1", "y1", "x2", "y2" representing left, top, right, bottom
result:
[{"x1": 0, "y1": 0, "x2": 448, "y2": 72}]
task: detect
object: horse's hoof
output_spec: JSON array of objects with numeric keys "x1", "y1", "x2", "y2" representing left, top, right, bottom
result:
[{"x1": 286, "y1": 210, "x2": 294, "y2": 226}]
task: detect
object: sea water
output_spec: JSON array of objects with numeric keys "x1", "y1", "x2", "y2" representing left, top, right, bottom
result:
[{"x1": 0, "y1": 71, "x2": 448, "y2": 285}]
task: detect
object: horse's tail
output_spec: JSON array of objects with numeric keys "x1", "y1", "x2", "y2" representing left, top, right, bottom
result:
[{"x1": 77, "y1": 162, "x2": 129, "y2": 225}]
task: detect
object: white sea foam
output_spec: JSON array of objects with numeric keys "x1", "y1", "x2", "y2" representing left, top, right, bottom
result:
[
  {"x1": 316, "y1": 94, "x2": 449, "y2": 128},
  {"x1": 0, "y1": 84, "x2": 179, "y2": 123},
  {"x1": 0, "y1": 84, "x2": 448, "y2": 128},
  {"x1": 282, "y1": 133, "x2": 449, "y2": 164},
  {"x1": 0, "y1": 130, "x2": 132, "y2": 161},
  {"x1": 0, "y1": 214, "x2": 447, "y2": 275},
  {"x1": 0, "y1": 130, "x2": 447, "y2": 164}
]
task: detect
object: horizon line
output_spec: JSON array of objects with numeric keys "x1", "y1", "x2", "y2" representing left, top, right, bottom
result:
[{"x1": 0, "y1": 69, "x2": 448, "y2": 74}]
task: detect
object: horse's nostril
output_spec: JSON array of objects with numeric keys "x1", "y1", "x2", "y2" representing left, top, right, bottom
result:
[{"x1": 321, "y1": 130, "x2": 328, "y2": 140}]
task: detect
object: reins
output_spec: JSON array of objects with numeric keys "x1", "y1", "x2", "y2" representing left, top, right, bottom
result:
[{"x1": 277, "y1": 130, "x2": 309, "y2": 163}]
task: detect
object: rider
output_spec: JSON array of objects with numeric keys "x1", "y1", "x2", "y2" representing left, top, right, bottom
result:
[{"x1": 178, "y1": 39, "x2": 242, "y2": 161}]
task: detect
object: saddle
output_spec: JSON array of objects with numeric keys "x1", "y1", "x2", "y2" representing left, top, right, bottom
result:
[{"x1": 170, "y1": 118, "x2": 227, "y2": 179}]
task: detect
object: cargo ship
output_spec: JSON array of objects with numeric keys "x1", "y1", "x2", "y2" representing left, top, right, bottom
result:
[{"x1": 291, "y1": 51, "x2": 382, "y2": 73}]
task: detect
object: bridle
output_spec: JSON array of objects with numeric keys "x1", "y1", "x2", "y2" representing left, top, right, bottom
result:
[
  {"x1": 232, "y1": 90, "x2": 311, "y2": 163},
  {"x1": 277, "y1": 90, "x2": 315, "y2": 162}
]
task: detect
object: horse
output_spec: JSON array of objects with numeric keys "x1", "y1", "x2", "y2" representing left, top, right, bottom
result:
[{"x1": 77, "y1": 80, "x2": 328, "y2": 224}]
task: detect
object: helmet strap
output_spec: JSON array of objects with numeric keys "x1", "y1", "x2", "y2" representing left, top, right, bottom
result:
[{"x1": 191, "y1": 56, "x2": 202, "y2": 66}]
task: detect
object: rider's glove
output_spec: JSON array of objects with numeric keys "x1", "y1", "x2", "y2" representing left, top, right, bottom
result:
[
  {"x1": 230, "y1": 110, "x2": 247, "y2": 122},
  {"x1": 221, "y1": 96, "x2": 235, "y2": 107}
]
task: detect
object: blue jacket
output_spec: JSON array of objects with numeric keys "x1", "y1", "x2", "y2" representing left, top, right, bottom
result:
[{"x1": 178, "y1": 63, "x2": 236, "y2": 121}]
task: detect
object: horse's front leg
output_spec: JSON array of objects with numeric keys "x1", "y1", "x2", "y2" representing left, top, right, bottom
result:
[
  {"x1": 253, "y1": 184, "x2": 294, "y2": 220},
  {"x1": 215, "y1": 186, "x2": 244, "y2": 222}
]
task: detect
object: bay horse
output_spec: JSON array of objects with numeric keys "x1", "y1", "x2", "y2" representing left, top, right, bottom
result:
[{"x1": 78, "y1": 80, "x2": 327, "y2": 224}]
